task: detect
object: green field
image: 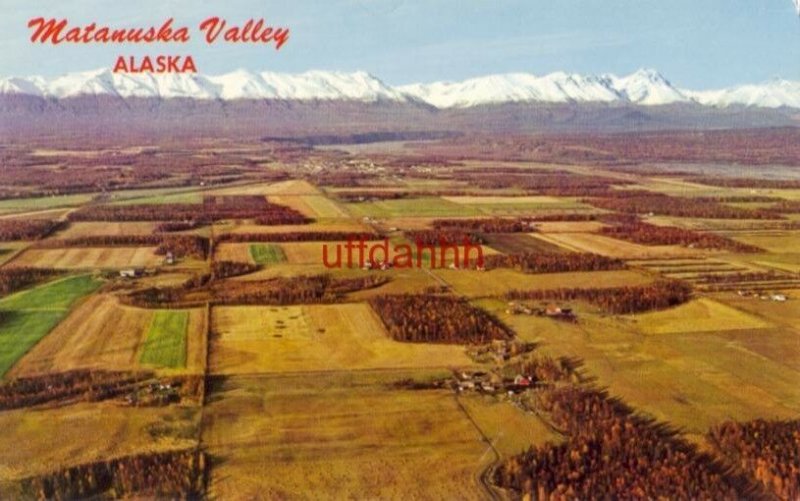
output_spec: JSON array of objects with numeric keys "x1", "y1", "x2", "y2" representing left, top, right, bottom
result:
[
  {"x1": 249, "y1": 244, "x2": 286, "y2": 265},
  {"x1": 0, "y1": 193, "x2": 95, "y2": 214},
  {"x1": 0, "y1": 275, "x2": 102, "y2": 377},
  {"x1": 139, "y1": 310, "x2": 189, "y2": 368}
]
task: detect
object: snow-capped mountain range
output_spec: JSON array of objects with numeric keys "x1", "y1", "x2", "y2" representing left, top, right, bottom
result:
[{"x1": 1, "y1": 68, "x2": 799, "y2": 110}]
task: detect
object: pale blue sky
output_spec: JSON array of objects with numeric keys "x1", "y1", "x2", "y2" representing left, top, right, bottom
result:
[{"x1": 1, "y1": 0, "x2": 799, "y2": 88}]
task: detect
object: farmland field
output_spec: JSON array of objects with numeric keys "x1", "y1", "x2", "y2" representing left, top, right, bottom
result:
[
  {"x1": 140, "y1": 310, "x2": 189, "y2": 369},
  {"x1": 0, "y1": 275, "x2": 102, "y2": 376},
  {"x1": 209, "y1": 303, "x2": 473, "y2": 374},
  {"x1": 202, "y1": 373, "x2": 492, "y2": 500},
  {"x1": 2, "y1": 132, "x2": 800, "y2": 499},
  {"x1": 8, "y1": 247, "x2": 162, "y2": 269},
  {"x1": 248, "y1": 243, "x2": 286, "y2": 265}
]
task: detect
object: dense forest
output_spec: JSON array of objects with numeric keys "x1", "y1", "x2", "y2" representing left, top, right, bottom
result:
[
  {"x1": 0, "y1": 267, "x2": 61, "y2": 297},
  {"x1": 484, "y1": 252, "x2": 625, "y2": 274},
  {"x1": 369, "y1": 294, "x2": 513, "y2": 344},
  {"x1": 0, "y1": 219, "x2": 63, "y2": 241},
  {"x1": 600, "y1": 221, "x2": 763, "y2": 252}
]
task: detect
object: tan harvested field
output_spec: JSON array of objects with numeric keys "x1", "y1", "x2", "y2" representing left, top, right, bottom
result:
[
  {"x1": 9, "y1": 295, "x2": 207, "y2": 377},
  {"x1": 634, "y1": 298, "x2": 772, "y2": 334},
  {"x1": 214, "y1": 243, "x2": 256, "y2": 264},
  {"x1": 268, "y1": 194, "x2": 350, "y2": 218},
  {"x1": 0, "y1": 401, "x2": 200, "y2": 481},
  {"x1": 202, "y1": 373, "x2": 492, "y2": 500},
  {"x1": 725, "y1": 231, "x2": 800, "y2": 254},
  {"x1": 8, "y1": 247, "x2": 162, "y2": 269},
  {"x1": 281, "y1": 241, "x2": 339, "y2": 264},
  {"x1": 535, "y1": 221, "x2": 609, "y2": 233},
  {"x1": 534, "y1": 232, "x2": 700, "y2": 259},
  {"x1": 57, "y1": 222, "x2": 158, "y2": 239},
  {"x1": 209, "y1": 303, "x2": 473, "y2": 375},
  {"x1": 433, "y1": 268, "x2": 654, "y2": 297},
  {"x1": 209, "y1": 179, "x2": 323, "y2": 197},
  {"x1": 220, "y1": 220, "x2": 370, "y2": 235}
]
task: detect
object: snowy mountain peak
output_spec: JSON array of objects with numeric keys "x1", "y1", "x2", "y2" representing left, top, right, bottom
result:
[{"x1": 0, "y1": 68, "x2": 798, "y2": 109}]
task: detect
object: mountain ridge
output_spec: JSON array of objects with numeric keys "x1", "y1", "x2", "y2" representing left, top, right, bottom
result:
[{"x1": 1, "y1": 68, "x2": 799, "y2": 110}]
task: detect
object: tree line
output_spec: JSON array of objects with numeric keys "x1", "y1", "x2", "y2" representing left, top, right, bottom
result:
[
  {"x1": 39, "y1": 235, "x2": 210, "y2": 259},
  {"x1": 0, "y1": 219, "x2": 63, "y2": 241},
  {"x1": 484, "y1": 252, "x2": 626, "y2": 274},
  {"x1": 600, "y1": 221, "x2": 763, "y2": 253},
  {"x1": 0, "y1": 267, "x2": 61, "y2": 297},
  {"x1": 585, "y1": 193, "x2": 781, "y2": 220},
  {"x1": 506, "y1": 281, "x2": 693, "y2": 314},
  {"x1": 216, "y1": 231, "x2": 382, "y2": 243}
]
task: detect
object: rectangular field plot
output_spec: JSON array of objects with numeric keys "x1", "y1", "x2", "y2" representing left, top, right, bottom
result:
[
  {"x1": 214, "y1": 243, "x2": 256, "y2": 264},
  {"x1": 209, "y1": 303, "x2": 473, "y2": 375},
  {"x1": 0, "y1": 275, "x2": 102, "y2": 377},
  {"x1": 201, "y1": 374, "x2": 490, "y2": 500},
  {"x1": 725, "y1": 231, "x2": 800, "y2": 254},
  {"x1": 9, "y1": 247, "x2": 162, "y2": 269},
  {"x1": 534, "y1": 232, "x2": 701, "y2": 259},
  {"x1": 57, "y1": 222, "x2": 158, "y2": 239},
  {"x1": 9, "y1": 295, "x2": 206, "y2": 377},
  {"x1": 140, "y1": 310, "x2": 189, "y2": 369},
  {"x1": 248, "y1": 244, "x2": 286, "y2": 265},
  {"x1": 268, "y1": 194, "x2": 349, "y2": 218}
]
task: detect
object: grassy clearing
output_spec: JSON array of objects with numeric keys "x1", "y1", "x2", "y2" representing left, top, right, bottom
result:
[
  {"x1": 248, "y1": 244, "x2": 286, "y2": 265},
  {"x1": 0, "y1": 275, "x2": 102, "y2": 377},
  {"x1": 139, "y1": 310, "x2": 189, "y2": 368}
]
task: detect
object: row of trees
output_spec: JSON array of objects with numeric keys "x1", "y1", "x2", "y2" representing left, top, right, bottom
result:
[
  {"x1": 211, "y1": 260, "x2": 260, "y2": 279},
  {"x1": 694, "y1": 271, "x2": 783, "y2": 285},
  {"x1": 405, "y1": 230, "x2": 484, "y2": 246},
  {"x1": 494, "y1": 386, "x2": 755, "y2": 500},
  {"x1": 39, "y1": 235, "x2": 210, "y2": 259},
  {"x1": 68, "y1": 197, "x2": 308, "y2": 225},
  {"x1": 709, "y1": 419, "x2": 800, "y2": 501},
  {"x1": 368, "y1": 294, "x2": 513, "y2": 344},
  {"x1": 691, "y1": 177, "x2": 800, "y2": 189},
  {"x1": 506, "y1": 280, "x2": 693, "y2": 314},
  {"x1": 484, "y1": 252, "x2": 626, "y2": 274},
  {"x1": 154, "y1": 221, "x2": 205, "y2": 233},
  {"x1": 600, "y1": 221, "x2": 764, "y2": 252},
  {"x1": 0, "y1": 370, "x2": 151, "y2": 410},
  {"x1": 125, "y1": 274, "x2": 390, "y2": 308},
  {"x1": 216, "y1": 231, "x2": 382, "y2": 243},
  {"x1": 21, "y1": 448, "x2": 205, "y2": 499},
  {"x1": 0, "y1": 219, "x2": 63, "y2": 241},
  {"x1": 586, "y1": 193, "x2": 781, "y2": 220},
  {"x1": 0, "y1": 267, "x2": 60, "y2": 297}
]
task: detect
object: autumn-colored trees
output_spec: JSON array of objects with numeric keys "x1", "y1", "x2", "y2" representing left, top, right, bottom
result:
[
  {"x1": 485, "y1": 252, "x2": 626, "y2": 273},
  {"x1": 600, "y1": 221, "x2": 763, "y2": 252},
  {"x1": 494, "y1": 386, "x2": 754, "y2": 500},
  {"x1": 21, "y1": 449, "x2": 205, "y2": 499},
  {"x1": 709, "y1": 419, "x2": 800, "y2": 501},
  {"x1": 68, "y1": 195, "x2": 309, "y2": 225},
  {"x1": 40, "y1": 235, "x2": 210, "y2": 259},
  {"x1": 369, "y1": 294, "x2": 513, "y2": 344},
  {"x1": 586, "y1": 193, "x2": 781, "y2": 219},
  {"x1": 405, "y1": 230, "x2": 484, "y2": 246},
  {"x1": 507, "y1": 280, "x2": 693, "y2": 314},
  {"x1": 0, "y1": 219, "x2": 62, "y2": 241},
  {"x1": 124, "y1": 274, "x2": 390, "y2": 308},
  {"x1": 0, "y1": 267, "x2": 61, "y2": 297},
  {"x1": 211, "y1": 260, "x2": 260, "y2": 279}
]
